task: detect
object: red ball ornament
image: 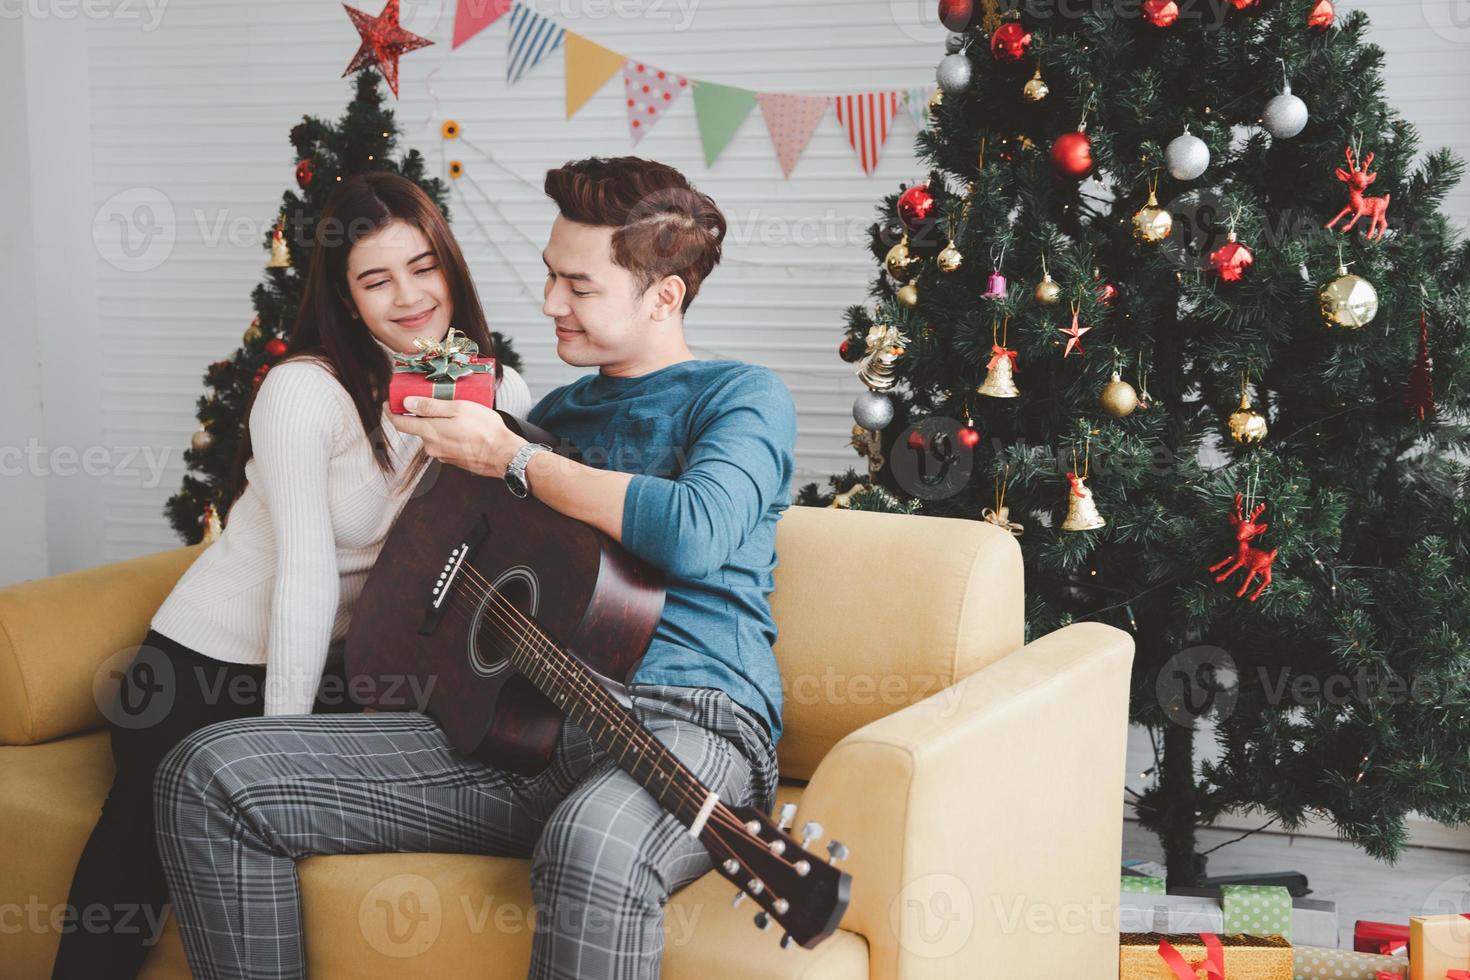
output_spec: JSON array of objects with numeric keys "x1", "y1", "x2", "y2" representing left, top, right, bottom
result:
[
  {"x1": 907, "y1": 430, "x2": 928, "y2": 451},
  {"x1": 896, "y1": 183, "x2": 938, "y2": 232},
  {"x1": 990, "y1": 21, "x2": 1033, "y2": 62},
  {"x1": 264, "y1": 337, "x2": 288, "y2": 358},
  {"x1": 1226, "y1": 0, "x2": 1257, "y2": 9},
  {"x1": 839, "y1": 338, "x2": 852, "y2": 361},
  {"x1": 938, "y1": 0, "x2": 975, "y2": 31},
  {"x1": 957, "y1": 425, "x2": 982, "y2": 449},
  {"x1": 252, "y1": 364, "x2": 270, "y2": 389},
  {"x1": 1098, "y1": 281, "x2": 1120, "y2": 306},
  {"x1": 1142, "y1": 0, "x2": 1179, "y2": 27},
  {"x1": 1306, "y1": 0, "x2": 1334, "y2": 30},
  {"x1": 295, "y1": 158, "x2": 314, "y2": 189},
  {"x1": 1208, "y1": 233, "x2": 1254, "y2": 282},
  {"x1": 1050, "y1": 131, "x2": 1093, "y2": 179}
]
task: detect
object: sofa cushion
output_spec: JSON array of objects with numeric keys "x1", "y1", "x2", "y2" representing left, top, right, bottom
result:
[
  {"x1": 2, "y1": 732, "x2": 865, "y2": 979},
  {"x1": 769, "y1": 507, "x2": 1023, "y2": 778}
]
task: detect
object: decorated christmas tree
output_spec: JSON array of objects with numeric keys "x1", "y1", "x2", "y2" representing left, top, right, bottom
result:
[
  {"x1": 164, "y1": 69, "x2": 520, "y2": 545},
  {"x1": 800, "y1": 0, "x2": 1470, "y2": 885}
]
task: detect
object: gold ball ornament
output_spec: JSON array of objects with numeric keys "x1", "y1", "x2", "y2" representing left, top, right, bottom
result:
[
  {"x1": 190, "y1": 429, "x2": 215, "y2": 452},
  {"x1": 896, "y1": 280, "x2": 920, "y2": 308},
  {"x1": 936, "y1": 240, "x2": 964, "y2": 273},
  {"x1": 243, "y1": 317, "x2": 263, "y2": 344},
  {"x1": 928, "y1": 88, "x2": 944, "y2": 111},
  {"x1": 885, "y1": 238, "x2": 922, "y2": 281},
  {"x1": 1227, "y1": 392, "x2": 1269, "y2": 444},
  {"x1": 1023, "y1": 67, "x2": 1049, "y2": 103},
  {"x1": 1131, "y1": 190, "x2": 1173, "y2": 244},
  {"x1": 1319, "y1": 264, "x2": 1378, "y2": 328},
  {"x1": 1034, "y1": 273, "x2": 1061, "y2": 306},
  {"x1": 1100, "y1": 372, "x2": 1139, "y2": 417}
]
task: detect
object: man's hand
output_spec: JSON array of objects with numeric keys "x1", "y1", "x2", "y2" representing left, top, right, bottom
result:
[{"x1": 388, "y1": 396, "x2": 527, "y2": 479}]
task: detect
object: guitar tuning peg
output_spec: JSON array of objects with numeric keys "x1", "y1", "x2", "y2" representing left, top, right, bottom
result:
[
  {"x1": 753, "y1": 911, "x2": 771, "y2": 930},
  {"x1": 775, "y1": 801, "x2": 797, "y2": 831},
  {"x1": 826, "y1": 839, "x2": 850, "y2": 865},
  {"x1": 732, "y1": 890, "x2": 747, "y2": 908},
  {"x1": 780, "y1": 932, "x2": 795, "y2": 949},
  {"x1": 800, "y1": 820, "x2": 823, "y2": 847}
]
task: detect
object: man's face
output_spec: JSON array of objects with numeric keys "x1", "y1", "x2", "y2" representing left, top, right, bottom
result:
[
  {"x1": 345, "y1": 219, "x2": 454, "y2": 353},
  {"x1": 541, "y1": 214, "x2": 658, "y2": 368}
]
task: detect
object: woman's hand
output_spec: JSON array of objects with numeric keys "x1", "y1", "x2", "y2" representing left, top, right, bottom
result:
[{"x1": 388, "y1": 397, "x2": 528, "y2": 479}]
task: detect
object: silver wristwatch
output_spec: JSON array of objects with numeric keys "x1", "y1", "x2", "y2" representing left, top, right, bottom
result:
[{"x1": 505, "y1": 442, "x2": 552, "y2": 498}]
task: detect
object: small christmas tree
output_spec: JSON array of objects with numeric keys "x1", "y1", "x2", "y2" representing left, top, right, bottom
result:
[
  {"x1": 165, "y1": 69, "x2": 521, "y2": 545},
  {"x1": 802, "y1": 0, "x2": 1470, "y2": 885}
]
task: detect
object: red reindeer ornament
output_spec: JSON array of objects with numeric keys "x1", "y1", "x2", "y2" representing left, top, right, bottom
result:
[
  {"x1": 1325, "y1": 146, "x2": 1390, "y2": 240},
  {"x1": 1208, "y1": 493, "x2": 1278, "y2": 602}
]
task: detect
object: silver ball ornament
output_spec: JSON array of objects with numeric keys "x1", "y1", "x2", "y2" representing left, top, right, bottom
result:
[
  {"x1": 853, "y1": 390, "x2": 895, "y2": 430},
  {"x1": 1165, "y1": 128, "x2": 1210, "y2": 181},
  {"x1": 936, "y1": 53, "x2": 973, "y2": 96},
  {"x1": 1261, "y1": 82, "x2": 1308, "y2": 139}
]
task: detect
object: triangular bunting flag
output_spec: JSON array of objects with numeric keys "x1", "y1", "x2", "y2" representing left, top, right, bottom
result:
[
  {"x1": 834, "y1": 91, "x2": 902, "y2": 175},
  {"x1": 564, "y1": 31, "x2": 627, "y2": 119},
  {"x1": 756, "y1": 93, "x2": 830, "y2": 178},
  {"x1": 692, "y1": 81, "x2": 757, "y2": 166},
  {"x1": 452, "y1": 0, "x2": 512, "y2": 50},
  {"x1": 623, "y1": 61, "x2": 688, "y2": 145},
  {"x1": 905, "y1": 86, "x2": 936, "y2": 129},
  {"x1": 506, "y1": 1, "x2": 563, "y2": 85}
]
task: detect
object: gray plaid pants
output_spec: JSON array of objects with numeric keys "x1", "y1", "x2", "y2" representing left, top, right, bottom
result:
[{"x1": 153, "y1": 683, "x2": 779, "y2": 980}]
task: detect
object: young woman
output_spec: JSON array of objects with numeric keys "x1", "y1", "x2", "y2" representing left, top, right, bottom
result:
[{"x1": 51, "y1": 172, "x2": 531, "y2": 979}]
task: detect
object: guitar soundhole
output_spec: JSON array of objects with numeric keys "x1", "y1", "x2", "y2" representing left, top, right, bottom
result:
[{"x1": 468, "y1": 565, "x2": 540, "y2": 678}]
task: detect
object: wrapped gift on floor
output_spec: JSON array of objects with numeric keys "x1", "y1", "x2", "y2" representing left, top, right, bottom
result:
[
  {"x1": 1123, "y1": 873, "x2": 1168, "y2": 895},
  {"x1": 1293, "y1": 944, "x2": 1408, "y2": 979},
  {"x1": 388, "y1": 328, "x2": 497, "y2": 415},
  {"x1": 1409, "y1": 912, "x2": 1470, "y2": 980},
  {"x1": 1120, "y1": 931, "x2": 1292, "y2": 979},
  {"x1": 1121, "y1": 884, "x2": 1337, "y2": 948},
  {"x1": 1355, "y1": 920, "x2": 1409, "y2": 956}
]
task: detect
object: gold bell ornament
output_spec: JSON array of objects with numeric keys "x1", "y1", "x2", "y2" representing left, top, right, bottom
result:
[
  {"x1": 982, "y1": 466, "x2": 1025, "y2": 536},
  {"x1": 1023, "y1": 66, "x2": 1049, "y2": 103},
  {"x1": 977, "y1": 317, "x2": 1021, "y2": 398},
  {"x1": 1227, "y1": 370, "x2": 1269, "y2": 444},
  {"x1": 1319, "y1": 259, "x2": 1378, "y2": 328},
  {"x1": 885, "y1": 235, "x2": 922, "y2": 281},
  {"x1": 266, "y1": 214, "x2": 292, "y2": 268},
  {"x1": 1131, "y1": 175, "x2": 1173, "y2": 244},
  {"x1": 1061, "y1": 441, "x2": 1106, "y2": 531}
]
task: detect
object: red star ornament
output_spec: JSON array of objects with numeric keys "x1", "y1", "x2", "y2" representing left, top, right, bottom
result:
[
  {"x1": 1059, "y1": 308, "x2": 1091, "y2": 358},
  {"x1": 342, "y1": 0, "x2": 433, "y2": 98}
]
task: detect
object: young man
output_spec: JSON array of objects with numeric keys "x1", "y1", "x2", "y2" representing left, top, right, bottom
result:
[{"x1": 152, "y1": 157, "x2": 797, "y2": 980}]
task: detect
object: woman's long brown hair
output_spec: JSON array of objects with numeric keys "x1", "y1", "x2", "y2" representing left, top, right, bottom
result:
[{"x1": 225, "y1": 171, "x2": 499, "y2": 516}]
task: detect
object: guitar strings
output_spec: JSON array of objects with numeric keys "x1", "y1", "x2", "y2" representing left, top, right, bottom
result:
[{"x1": 427, "y1": 560, "x2": 802, "y2": 896}]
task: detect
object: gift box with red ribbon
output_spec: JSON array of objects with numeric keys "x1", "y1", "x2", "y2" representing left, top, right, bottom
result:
[
  {"x1": 1357, "y1": 921, "x2": 1410, "y2": 957},
  {"x1": 387, "y1": 327, "x2": 497, "y2": 415},
  {"x1": 1292, "y1": 944, "x2": 1408, "y2": 979},
  {"x1": 1119, "y1": 931, "x2": 1292, "y2": 979},
  {"x1": 1409, "y1": 913, "x2": 1470, "y2": 980}
]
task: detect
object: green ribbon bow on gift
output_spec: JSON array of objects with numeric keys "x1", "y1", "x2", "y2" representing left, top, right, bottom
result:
[{"x1": 391, "y1": 327, "x2": 495, "y2": 382}]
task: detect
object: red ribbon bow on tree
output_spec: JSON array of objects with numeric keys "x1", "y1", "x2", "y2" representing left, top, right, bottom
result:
[
  {"x1": 987, "y1": 344, "x2": 1020, "y2": 373},
  {"x1": 1157, "y1": 932, "x2": 1225, "y2": 979}
]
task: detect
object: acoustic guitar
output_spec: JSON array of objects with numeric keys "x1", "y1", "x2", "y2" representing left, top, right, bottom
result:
[{"x1": 345, "y1": 412, "x2": 851, "y2": 950}]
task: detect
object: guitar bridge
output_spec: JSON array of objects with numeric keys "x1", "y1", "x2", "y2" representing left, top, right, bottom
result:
[{"x1": 419, "y1": 514, "x2": 491, "y2": 636}]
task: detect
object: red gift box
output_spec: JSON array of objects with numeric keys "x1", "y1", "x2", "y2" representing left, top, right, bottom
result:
[
  {"x1": 1355, "y1": 920, "x2": 1409, "y2": 957},
  {"x1": 389, "y1": 356, "x2": 496, "y2": 414}
]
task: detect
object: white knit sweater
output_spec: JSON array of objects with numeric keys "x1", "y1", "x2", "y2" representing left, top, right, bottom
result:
[{"x1": 150, "y1": 337, "x2": 532, "y2": 715}]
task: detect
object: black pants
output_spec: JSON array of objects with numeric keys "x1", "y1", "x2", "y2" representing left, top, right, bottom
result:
[{"x1": 51, "y1": 628, "x2": 354, "y2": 980}]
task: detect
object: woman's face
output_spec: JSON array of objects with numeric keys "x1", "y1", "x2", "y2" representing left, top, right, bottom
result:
[{"x1": 343, "y1": 219, "x2": 454, "y2": 353}]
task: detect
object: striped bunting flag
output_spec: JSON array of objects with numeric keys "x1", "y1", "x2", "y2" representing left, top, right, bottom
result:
[
  {"x1": 834, "y1": 91, "x2": 902, "y2": 175},
  {"x1": 506, "y1": 1, "x2": 564, "y2": 85},
  {"x1": 905, "y1": 86, "x2": 937, "y2": 129}
]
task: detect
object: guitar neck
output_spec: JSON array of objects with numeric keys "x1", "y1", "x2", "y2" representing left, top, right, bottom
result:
[{"x1": 506, "y1": 628, "x2": 718, "y2": 831}]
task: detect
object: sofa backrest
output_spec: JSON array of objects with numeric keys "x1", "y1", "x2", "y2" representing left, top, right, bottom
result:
[{"x1": 769, "y1": 506, "x2": 1024, "y2": 779}]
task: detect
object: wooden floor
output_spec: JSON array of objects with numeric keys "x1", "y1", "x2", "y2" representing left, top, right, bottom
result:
[{"x1": 1123, "y1": 819, "x2": 1470, "y2": 947}]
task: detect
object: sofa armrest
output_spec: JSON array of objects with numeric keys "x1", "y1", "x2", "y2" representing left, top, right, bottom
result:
[
  {"x1": 791, "y1": 621, "x2": 1134, "y2": 980},
  {"x1": 0, "y1": 544, "x2": 205, "y2": 745}
]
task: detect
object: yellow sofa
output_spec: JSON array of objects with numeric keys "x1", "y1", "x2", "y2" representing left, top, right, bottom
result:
[{"x1": 0, "y1": 506, "x2": 1134, "y2": 979}]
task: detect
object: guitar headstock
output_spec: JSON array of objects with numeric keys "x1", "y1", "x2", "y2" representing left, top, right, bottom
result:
[{"x1": 705, "y1": 801, "x2": 851, "y2": 950}]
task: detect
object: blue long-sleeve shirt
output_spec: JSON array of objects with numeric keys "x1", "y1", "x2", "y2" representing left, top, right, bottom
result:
[{"x1": 526, "y1": 359, "x2": 795, "y2": 744}]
